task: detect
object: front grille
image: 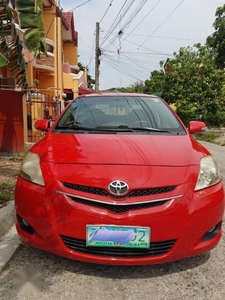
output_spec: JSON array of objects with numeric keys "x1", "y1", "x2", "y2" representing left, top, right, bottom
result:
[
  {"x1": 63, "y1": 182, "x2": 109, "y2": 196},
  {"x1": 63, "y1": 182, "x2": 176, "y2": 199},
  {"x1": 69, "y1": 196, "x2": 169, "y2": 214},
  {"x1": 60, "y1": 236, "x2": 176, "y2": 258}
]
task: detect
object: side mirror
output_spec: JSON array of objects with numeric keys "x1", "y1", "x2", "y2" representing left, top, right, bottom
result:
[
  {"x1": 34, "y1": 120, "x2": 50, "y2": 132},
  {"x1": 188, "y1": 121, "x2": 207, "y2": 134}
]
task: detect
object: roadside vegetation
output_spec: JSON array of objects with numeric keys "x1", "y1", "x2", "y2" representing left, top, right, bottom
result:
[
  {"x1": 0, "y1": 156, "x2": 22, "y2": 208},
  {"x1": 195, "y1": 132, "x2": 225, "y2": 146},
  {"x1": 0, "y1": 182, "x2": 15, "y2": 205}
]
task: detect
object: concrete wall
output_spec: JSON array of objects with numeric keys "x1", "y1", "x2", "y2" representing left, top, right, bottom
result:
[
  {"x1": 0, "y1": 91, "x2": 26, "y2": 153},
  {"x1": 63, "y1": 41, "x2": 78, "y2": 66}
]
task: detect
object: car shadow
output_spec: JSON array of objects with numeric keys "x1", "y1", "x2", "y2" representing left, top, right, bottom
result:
[
  {"x1": 9, "y1": 243, "x2": 212, "y2": 277},
  {"x1": 54, "y1": 249, "x2": 211, "y2": 279},
  {"x1": 0, "y1": 243, "x2": 212, "y2": 298}
]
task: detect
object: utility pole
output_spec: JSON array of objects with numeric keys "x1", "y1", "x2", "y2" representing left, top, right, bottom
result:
[{"x1": 95, "y1": 22, "x2": 100, "y2": 92}]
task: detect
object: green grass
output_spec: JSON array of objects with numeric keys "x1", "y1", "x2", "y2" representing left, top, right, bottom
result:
[
  {"x1": 0, "y1": 182, "x2": 15, "y2": 203},
  {"x1": 195, "y1": 132, "x2": 222, "y2": 143}
]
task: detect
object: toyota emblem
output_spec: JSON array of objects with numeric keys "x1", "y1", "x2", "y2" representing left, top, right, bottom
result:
[{"x1": 108, "y1": 180, "x2": 129, "y2": 196}]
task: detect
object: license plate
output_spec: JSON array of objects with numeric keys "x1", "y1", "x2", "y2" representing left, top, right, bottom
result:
[{"x1": 86, "y1": 225, "x2": 150, "y2": 249}]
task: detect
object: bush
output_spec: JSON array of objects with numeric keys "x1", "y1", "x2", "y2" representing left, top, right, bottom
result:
[
  {"x1": 176, "y1": 106, "x2": 198, "y2": 126},
  {"x1": 203, "y1": 110, "x2": 225, "y2": 127},
  {"x1": 176, "y1": 103, "x2": 225, "y2": 127}
]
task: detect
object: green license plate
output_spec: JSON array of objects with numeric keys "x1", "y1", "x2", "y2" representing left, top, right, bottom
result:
[{"x1": 86, "y1": 225, "x2": 150, "y2": 249}]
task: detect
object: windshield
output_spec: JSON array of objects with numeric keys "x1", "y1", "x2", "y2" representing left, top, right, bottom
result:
[{"x1": 54, "y1": 96, "x2": 186, "y2": 134}]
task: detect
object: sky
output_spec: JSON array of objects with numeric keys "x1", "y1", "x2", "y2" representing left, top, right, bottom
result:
[{"x1": 60, "y1": 0, "x2": 225, "y2": 90}]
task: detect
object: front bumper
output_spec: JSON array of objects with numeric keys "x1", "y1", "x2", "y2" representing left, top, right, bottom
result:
[{"x1": 15, "y1": 176, "x2": 224, "y2": 265}]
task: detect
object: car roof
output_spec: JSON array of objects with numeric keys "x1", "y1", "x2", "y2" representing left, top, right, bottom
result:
[{"x1": 79, "y1": 93, "x2": 158, "y2": 98}]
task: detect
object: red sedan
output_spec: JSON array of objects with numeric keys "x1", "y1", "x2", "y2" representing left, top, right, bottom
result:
[{"x1": 15, "y1": 93, "x2": 224, "y2": 265}]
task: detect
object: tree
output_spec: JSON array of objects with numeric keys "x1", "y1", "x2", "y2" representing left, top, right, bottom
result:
[
  {"x1": 206, "y1": 5, "x2": 225, "y2": 69},
  {"x1": 16, "y1": 0, "x2": 47, "y2": 57},
  {"x1": 117, "y1": 81, "x2": 145, "y2": 93},
  {"x1": 0, "y1": 0, "x2": 47, "y2": 89},
  {"x1": 144, "y1": 69, "x2": 165, "y2": 95},
  {"x1": 139, "y1": 44, "x2": 225, "y2": 125},
  {"x1": 0, "y1": 0, "x2": 28, "y2": 88}
]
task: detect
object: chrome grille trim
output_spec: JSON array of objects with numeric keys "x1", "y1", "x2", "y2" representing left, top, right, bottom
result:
[
  {"x1": 56, "y1": 190, "x2": 182, "y2": 206},
  {"x1": 62, "y1": 182, "x2": 177, "y2": 198}
]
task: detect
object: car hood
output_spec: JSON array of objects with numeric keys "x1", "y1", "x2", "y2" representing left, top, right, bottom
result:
[{"x1": 33, "y1": 133, "x2": 209, "y2": 167}]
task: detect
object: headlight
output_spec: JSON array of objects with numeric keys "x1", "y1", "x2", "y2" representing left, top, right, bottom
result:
[
  {"x1": 19, "y1": 152, "x2": 45, "y2": 186},
  {"x1": 195, "y1": 155, "x2": 221, "y2": 191}
]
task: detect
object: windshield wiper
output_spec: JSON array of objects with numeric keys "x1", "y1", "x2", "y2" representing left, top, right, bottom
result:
[
  {"x1": 56, "y1": 125, "x2": 170, "y2": 133},
  {"x1": 55, "y1": 125, "x2": 121, "y2": 133},
  {"x1": 130, "y1": 127, "x2": 171, "y2": 133},
  {"x1": 94, "y1": 125, "x2": 171, "y2": 133},
  {"x1": 56, "y1": 125, "x2": 96, "y2": 131},
  {"x1": 115, "y1": 125, "x2": 170, "y2": 133}
]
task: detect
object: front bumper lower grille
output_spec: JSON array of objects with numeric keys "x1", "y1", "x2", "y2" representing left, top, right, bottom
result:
[
  {"x1": 69, "y1": 196, "x2": 169, "y2": 214},
  {"x1": 60, "y1": 235, "x2": 176, "y2": 258},
  {"x1": 62, "y1": 182, "x2": 176, "y2": 199}
]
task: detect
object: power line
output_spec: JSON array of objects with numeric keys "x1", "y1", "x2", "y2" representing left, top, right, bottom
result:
[
  {"x1": 103, "y1": 53, "x2": 151, "y2": 78},
  {"x1": 106, "y1": 33, "x2": 173, "y2": 56},
  {"x1": 69, "y1": 0, "x2": 91, "y2": 12},
  {"x1": 123, "y1": 0, "x2": 162, "y2": 41},
  {"x1": 118, "y1": 53, "x2": 161, "y2": 68},
  {"x1": 103, "y1": 51, "x2": 161, "y2": 66},
  {"x1": 88, "y1": 31, "x2": 95, "y2": 67},
  {"x1": 103, "y1": 55, "x2": 150, "y2": 83},
  {"x1": 120, "y1": 51, "x2": 152, "y2": 73},
  {"x1": 103, "y1": 50, "x2": 163, "y2": 69},
  {"x1": 102, "y1": 28, "x2": 203, "y2": 42},
  {"x1": 138, "y1": 0, "x2": 185, "y2": 49},
  {"x1": 124, "y1": 33, "x2": 204, "y2": 42},
  {"x1": 103, "y1": 0, "x2": 149, "y2": 51},
  {"x1": 100, "y1": 0, "x2": 134, "y2": 46},
  {"x1": 99, "y1": 0, "x2": 114, "y2": 24},
  {"x1": 79, "y1": 37, "x2": 92, "y2": 49}
]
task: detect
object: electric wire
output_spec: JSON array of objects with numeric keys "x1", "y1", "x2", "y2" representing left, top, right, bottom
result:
[
  {"x1": 123, "y1": 33, "x2": 204, "y2": 42},
  {"x1": 103, "y1": 57, "x2": 141, "y2": 82},
  {"x1": 123, "y1": 0, "x2": 162, "y2": 41},
  {"x1": 103, "y1": 55, "x2": 149, "y2": 78},
  {"x1": 103, "y1": 53, "x2": 151, "y2": 78},
  {"x1": 100, "y1": 0, "x2": 135, "y2": 46},
  {"x1": 99, "y1": 0, "x2": 114, "y2": 24},
  {"x1": 103, "y1": 0, "x2": 148, "y2": 51},
  {"x1": 79, "y1": 37, "x2": 92, "y2": 49},
  {"x1": 102, "y1": 55, "x2": 148, "y2": 83},
  {"x1": 120, "y1": 51, "x2": 152, "y2": 73},
  {"x1": 69, "y1": 0, "x2": 92, "y2": 12},
  {"x1": 102, "y1": 29, "x2": 173, "y2": 56},
  {"x1": 88, "y1": 31, "x2": 95, "y2": 67},
  {"x1": 138, "y1": 0, "x2": 185, "y2": 49}
]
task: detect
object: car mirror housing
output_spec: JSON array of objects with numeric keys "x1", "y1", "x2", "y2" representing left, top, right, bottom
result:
[
  {"x1": 34, "y1": 119, "x2": 50, "y2": 132},
  {"x1": 188, "y1": 121, "x2": 207, "y2": 134}
]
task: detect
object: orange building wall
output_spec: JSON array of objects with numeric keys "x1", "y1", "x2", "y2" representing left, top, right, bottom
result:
[
  {"x1": 63, "y1": 42, "x2": 78, "y2": 66},
  {"x1": 43, "y1": 7, "x2": 56, "y2": 41}
]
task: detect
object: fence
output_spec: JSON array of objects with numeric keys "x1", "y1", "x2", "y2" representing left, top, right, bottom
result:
[{"x1": 27, "y1": 97, "x2": 62, "y2": 143}]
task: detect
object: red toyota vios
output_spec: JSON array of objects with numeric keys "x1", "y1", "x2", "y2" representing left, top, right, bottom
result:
[{"x1": 15, "y1": 93, "x2": 225, "y2": 265}]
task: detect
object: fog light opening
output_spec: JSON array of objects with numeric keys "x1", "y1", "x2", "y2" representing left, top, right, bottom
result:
[
  {"x1": 17, "y1": 214, "x2": 35, "y2": 236},
  {"x1": 208, "y1": 226, "x2": 217, "y2": 233},
  {"x1": 202, "y1": 222, "x2": 222, "y2": 242}
]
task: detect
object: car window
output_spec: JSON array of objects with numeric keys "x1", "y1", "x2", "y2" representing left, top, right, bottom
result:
[{"x1": 55, "y1": 96, "x2": 186, "y2": 134}]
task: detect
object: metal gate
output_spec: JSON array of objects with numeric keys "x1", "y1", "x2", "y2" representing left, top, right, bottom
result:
[{"x1": 27, "y1": 98, "x2": 61, "y2": 143}]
